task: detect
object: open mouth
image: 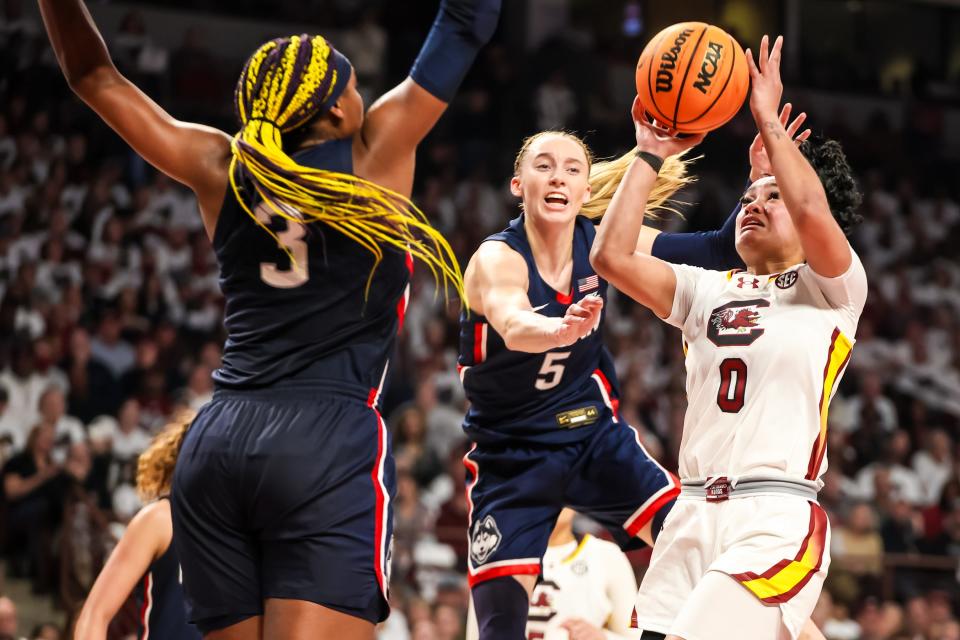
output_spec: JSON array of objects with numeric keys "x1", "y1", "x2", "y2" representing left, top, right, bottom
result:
[
  {"x1": 741, "y1": 216, "x2": 764, "y2": 231},
  {"x1": 544, "y1": 192, "x2": 569, "y2": 207}
]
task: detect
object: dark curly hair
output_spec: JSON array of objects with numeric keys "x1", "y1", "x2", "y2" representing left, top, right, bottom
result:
[{"x1": 798, "y1": 137, "x2": 863, "y2": 235}]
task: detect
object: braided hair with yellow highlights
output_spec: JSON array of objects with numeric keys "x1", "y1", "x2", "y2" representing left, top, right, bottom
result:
[{"x1": 231, "y1": 34, "x2": 464, "y2": 299}]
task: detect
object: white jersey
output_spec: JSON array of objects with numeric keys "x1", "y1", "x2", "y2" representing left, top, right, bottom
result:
[
  {"x1": 526, "y1": 535, "x2": 639, "y2": 640},
  {"x1": 666, "y1": 251, "x2": 867, "y2": 483}
]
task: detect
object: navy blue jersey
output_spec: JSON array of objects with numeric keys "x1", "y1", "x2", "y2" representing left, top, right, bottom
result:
[
  {"x1": 136, "y1": 505, "x2": 200, "y2": 639},
  {"x1": 459, "y1": 215, "x2": 621, "y2": 445},
  {"x1": 211, "y1": 138, "x2": 411, "y2": 398}
]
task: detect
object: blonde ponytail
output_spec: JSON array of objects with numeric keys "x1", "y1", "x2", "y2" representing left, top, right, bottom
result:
[{"x1": 583, "y1": 148, "x2": 695, "y2": 220}]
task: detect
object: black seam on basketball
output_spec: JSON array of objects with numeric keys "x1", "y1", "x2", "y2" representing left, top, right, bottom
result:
[
  {"x1": 678, "y1": 32, "x2": 740, "y2": 127},
  {"x1": 671, "y1": 25, "x2": 708, "y2": 130},
  {"x1": 645, "y1": 30, "x2": 674, "y2": 125}
]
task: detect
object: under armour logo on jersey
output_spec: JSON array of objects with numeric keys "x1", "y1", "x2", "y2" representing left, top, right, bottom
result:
[
  {"x1": 470, "y1": 515, "x2": 502, "y2": 565},
  {"x1": 736, "y1": 276, "x2": 761, "y2": 289}
]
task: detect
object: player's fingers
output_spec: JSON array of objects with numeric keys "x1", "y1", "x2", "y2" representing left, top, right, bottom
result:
[
  {"x1": 758, "y1": 35, "x2": 769, "y2": 73},
  {"x1": 778, "y1": 102, "x2": 792, "y2": 125},
  {"x1": 785, "y1": 111, "x2": 807, "y2": 137},
  {"x1": 744, "y1": 48, "x2": 759, "y2": 78},
  {"x1": 770, "y1": 35, "x2": 784, "y2": 69},
  {"x1": 566, "y1": 303, "x2": 589, "y2": 318},
  {"x1": 795, "y1": 128, "x2": 812, "y2": 144}
]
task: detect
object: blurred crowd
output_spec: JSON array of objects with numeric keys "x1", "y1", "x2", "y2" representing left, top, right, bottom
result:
[{"x1": 1, "y1": 1, "x2": 960, "y2": 639}]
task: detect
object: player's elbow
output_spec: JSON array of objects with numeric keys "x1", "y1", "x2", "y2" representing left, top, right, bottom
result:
[
  {"x1": 67, "y1": 64, "x2": 121, "y2": 100},
  {"x1": 589, "y1": 245, "x2": 619, "y2": 282}
]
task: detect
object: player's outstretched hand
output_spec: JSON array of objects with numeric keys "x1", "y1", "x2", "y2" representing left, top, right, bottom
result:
[
  {"x1": 554, "y1": 294, "x2": 603, "y2": 347},
  {"x1": 560, "y1": 617, "x2": 606, "y2": 640},
  {"x1": 749, "y1": 102, "x2": 811, "y2": 181},
  {"x1": 631, "y1": 96, "x2": 706, "y2": 159},
  {"x1": 745, "y1": 34, "x2": 784, "y2": 123}
]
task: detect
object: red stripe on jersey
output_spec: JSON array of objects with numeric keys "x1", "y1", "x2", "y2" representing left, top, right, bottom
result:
[
  {"x1": 404, "y1": 251, "x2": 414, "y2": 274},
  {"x1": 730, "y1": 503, "x2": 828, "y2": 604},
  {"x1": 468, "y1": 561, "x2": 541, "y2": 587},
  {"x1": 396, "y1": 284, "x2": 410, "y2": 334},
  {"x1": 624, "y1": 485, "x2": 681, "y2": 537},
  {"x1": 473, "y1": 323, "x2": 487, "y2": 363},
  {"x1": 140, "y1": 572, "x2": 153, "y2": 640},
  {"x1": 556, "y1": 290, "x2": 573, "y2": 305},
  {"x1": 592, "y1": 368, "x2": 620, "y2": 417},
  {"x1": 369, "y1": 410, "x2": 389, "y2": 598}
]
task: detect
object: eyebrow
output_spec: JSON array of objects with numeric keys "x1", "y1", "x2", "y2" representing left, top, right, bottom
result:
[{"x1": 532, "y1": 153, "x2": 584, "y2": 165}]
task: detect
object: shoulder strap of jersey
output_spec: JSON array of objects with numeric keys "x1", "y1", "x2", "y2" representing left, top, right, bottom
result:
[{"x1": 483, "y1": 215, "x2": 537, "y2": 277}]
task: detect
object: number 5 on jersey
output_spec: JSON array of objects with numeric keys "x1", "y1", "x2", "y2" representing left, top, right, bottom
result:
[{"x1": 536, "y1": 352, "x2": 571, "y2": 390}]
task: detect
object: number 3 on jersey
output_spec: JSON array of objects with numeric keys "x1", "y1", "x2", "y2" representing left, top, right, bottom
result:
[
  {"x1": 256, "y1": 202, "x2": 309, "y2": 288},
  {"x1": 536, "y1": 352, "x2": 570, "y2": 390}
]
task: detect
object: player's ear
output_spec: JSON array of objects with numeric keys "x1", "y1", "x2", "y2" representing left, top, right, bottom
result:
[
  {"x1": 581, "y1": 183, "x2": 591, "y2": 204},
  {"x1": 509, "y1": 175, "x2": 522, "y2": 198}
]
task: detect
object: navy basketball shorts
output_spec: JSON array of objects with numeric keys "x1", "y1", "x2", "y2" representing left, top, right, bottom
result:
[
  {"x1": 171, "y1": 387, "x2": 394, "y2": 633},
  {"x1": 463, "y1": 415, "x2": 679, "y2": 586}
]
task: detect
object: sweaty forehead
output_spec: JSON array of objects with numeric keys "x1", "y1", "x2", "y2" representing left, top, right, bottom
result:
[{"x1": 528, "y1": 135, "x2": 586, "y2": 163}]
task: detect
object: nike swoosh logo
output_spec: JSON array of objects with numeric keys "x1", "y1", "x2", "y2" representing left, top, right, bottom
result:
[{"x1": 531, "y1": 303, "x2": 550, "y2": 312}]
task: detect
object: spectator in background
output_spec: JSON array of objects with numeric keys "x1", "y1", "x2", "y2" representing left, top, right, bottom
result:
[
  {"x1": 63, "y1": 327, "x2": 121, "y2": 422},
  {"x1": 0, "y1": 340, "x2": 55, "y2": 446},
  {"x1": 534, "y1": 70, "x2": 577, "y2": 130},
  {"x1": 36, "y1": 386, "x2": 84, "y2": 447},
  {"x1": 393, "y1": 404, "x2": 443, "y2": 488},
  {"x1": 833, "y1": 370, "x2": 898, "y2": 434},
  {"x1": 2, "y1": 423, "x2": 77, "y2": 592},
  {"x1": 912, "y1": 428, "x2": 954, "y2": 506},
  {"x1": 89, "y1": 310, "x2": 136, "y2": 381},
  {"x1": 29, "y1": 623, "x2": 59, "y2": 640},
  {"x1": 854, "y1": 430, "x2": 925, "y2": 505},
  {"x1": 0, "y1": 596, "x2": 19, "y2": 640},
  {"x1": 830, "y1": 502, "x2": 884, "y2": 602},
  {"x1": 110, "y1": 398, "x2": 150, "y2": 461}
]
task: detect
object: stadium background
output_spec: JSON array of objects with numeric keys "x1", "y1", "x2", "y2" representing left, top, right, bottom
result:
[{"x1": 0, "y1": 0, "x2": 959, "y2": 637}]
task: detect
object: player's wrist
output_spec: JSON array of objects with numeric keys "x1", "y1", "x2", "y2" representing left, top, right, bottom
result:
[{"x1": 633, "y1": 149, "x2": 664, "y2": 174}]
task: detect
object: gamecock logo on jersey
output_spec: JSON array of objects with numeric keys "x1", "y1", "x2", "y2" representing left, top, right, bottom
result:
[
  {"x1": 470, "y1": 515, "x2": 502, "y2": 565},
  {"x1": 708, "y1": 299, "x2": 771, "y2": 346}
]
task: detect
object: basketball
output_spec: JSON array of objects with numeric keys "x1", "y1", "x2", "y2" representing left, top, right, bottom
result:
[{"x1": 635, "y1": 22, "x2": 750, "y2": 134}]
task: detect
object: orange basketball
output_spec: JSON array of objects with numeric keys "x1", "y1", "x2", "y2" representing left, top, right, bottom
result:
[{"x1": 635, "y1": 22, "x2": 749, "y2": 134}]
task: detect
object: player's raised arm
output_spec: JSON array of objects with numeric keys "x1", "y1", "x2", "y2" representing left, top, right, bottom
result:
[
  {"x1": 361, "y1": 0, "x2": 501, "y2": 160},
  {"x1": 37, "y1": 0, "x2": 231, "y2": 235},
  {"x1": 590, "y1": 98, "x2": 703, "y2": 318},
  {"x1": 745, "y1": 35, "x2": 851, "y2": 277},
  {"x1": 466, "y1": 242, "x2": 602, "y2": 353},
  {"x1": 642, "y1": 103, "x2": 810, "y2": 268}
]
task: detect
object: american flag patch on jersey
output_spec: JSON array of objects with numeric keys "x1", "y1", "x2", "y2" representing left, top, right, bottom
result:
[{"x1": 577, "y1": 275, "x2": 599, "y2": 292}]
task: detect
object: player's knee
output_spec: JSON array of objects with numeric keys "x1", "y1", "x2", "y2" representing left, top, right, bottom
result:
[{"x1": 472, "y1": 577, "x2": 529, "y2": 640}]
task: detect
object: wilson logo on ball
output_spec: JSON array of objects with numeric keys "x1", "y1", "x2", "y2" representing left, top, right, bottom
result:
[{"x1": 655, "y1": 27, "x2": 695, "y2": 93}]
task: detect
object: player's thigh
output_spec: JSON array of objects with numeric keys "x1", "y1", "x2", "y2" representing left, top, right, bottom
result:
[
  {"x1": 672, "y1": 571, "x2": 788, "y2": 640},
  {"x1": 263, "y1": 599, "x2": 375, "y2": 640},
  {"x1": 565, "y1": 418, "x2": 677, "y2": 548},
  {"x1": 256, "y1": 399, "x2": 393, "y2": 625},
  {"x1": 204, "y1": 616, "x2": 263, "y2": 640},
  {"x1": 172, "y1": 401, "x2": 264, "y2": 632},
  {"x1": 465, "y1": 441, "x2": 567, "y2": 585}
]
